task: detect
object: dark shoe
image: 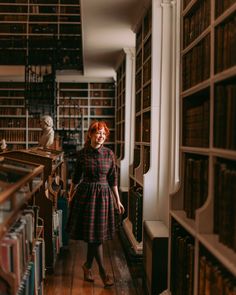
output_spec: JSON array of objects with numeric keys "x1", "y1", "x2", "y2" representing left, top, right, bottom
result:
[
  {"x1": 82, "y1": 263, "x2": 94, "y2": 282},
  {"x1": 99, "y1": 271, "x2": 114, "y2": 287}
]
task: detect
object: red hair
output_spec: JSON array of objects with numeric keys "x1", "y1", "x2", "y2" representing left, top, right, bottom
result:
[{"x1": 85, "y1": 121, "x2": 110, "y2": 147}]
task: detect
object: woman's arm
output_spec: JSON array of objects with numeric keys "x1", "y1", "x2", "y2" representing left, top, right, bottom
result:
[
  {"x1": 111, "y1": 186, "x2": 125, "y2": 215},
  {"x1": 68, "y1": 181, "x2": 76, "y2": 203}
]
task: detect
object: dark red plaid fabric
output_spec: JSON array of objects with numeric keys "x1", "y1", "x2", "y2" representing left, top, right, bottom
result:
[{"x1": 67, "y1": 145, "x2": 117, "y2": 242}]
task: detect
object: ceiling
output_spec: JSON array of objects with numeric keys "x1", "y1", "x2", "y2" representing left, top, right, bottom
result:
[
  {"x1": 0, "y1": 0, "x2": 150, "y2": 81},
  {"x1": 80, "y1": 0, "x2": 150, "y2": 78}
]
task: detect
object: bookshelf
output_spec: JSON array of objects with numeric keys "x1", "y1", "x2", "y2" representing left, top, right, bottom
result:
[
  {"x1": 116, "y1": 57, "x2": 126, "y2": 162},
  {"x1": 3, "y1": 147, "x2": 65, "y2": 272},
  {"x1": 0, "y1": 81, "x2": 42, "y2": 150},
  {"x1": 0, "y1": 0, "x2": 83, "y2": 71},
  {"x1": 0, "y1": 155, "x2": 45, "y2": 295},
  {"x1": 169, "y1": 0, "x2": 236, "y2": 294},
  {"x1": 122, "y1": 4, "x2": 152, "y2": 254}
]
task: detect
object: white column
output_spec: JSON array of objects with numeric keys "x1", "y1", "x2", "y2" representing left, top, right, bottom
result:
[
  {"x1": 154, "y1": 0, "x2": 173, "y2": 225},
  {"x1": 119, "y1": 48, "x2": 135, "y2": 191}
]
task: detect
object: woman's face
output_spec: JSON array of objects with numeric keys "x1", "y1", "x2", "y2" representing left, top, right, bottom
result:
[{"x1": 90, "y1": 127, "x2": 107, "y2": 148}]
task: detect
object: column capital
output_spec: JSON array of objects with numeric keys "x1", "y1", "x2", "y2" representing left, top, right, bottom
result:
[
  {"x1": 123, "y1": 47, "x2": 135, "y2": 58},
  {"x1": 161, "y1": 0, "x2": 172, "y2": 6}
]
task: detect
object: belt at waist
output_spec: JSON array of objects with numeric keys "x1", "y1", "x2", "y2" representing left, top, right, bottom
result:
[{"x1": 81, "y1": 180, "x2": 108, "y2": 185}]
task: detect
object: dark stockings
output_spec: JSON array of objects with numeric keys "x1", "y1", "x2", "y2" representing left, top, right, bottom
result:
[{"x1": 86, "y1": 242, "x2": 106, "y2": 274}]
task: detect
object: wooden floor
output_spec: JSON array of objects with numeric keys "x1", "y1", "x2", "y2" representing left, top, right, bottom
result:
[{"x1": 44, "y1": 233, "x2": 147, "y2": 295}]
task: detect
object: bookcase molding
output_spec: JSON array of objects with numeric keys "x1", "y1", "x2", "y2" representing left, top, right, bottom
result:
[{"x1": 116, "y1": 47, "x2": 135, "y2": 192}]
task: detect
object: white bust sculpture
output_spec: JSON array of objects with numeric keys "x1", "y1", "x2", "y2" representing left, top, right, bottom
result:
[
  {"x1": 0, "y1": 139, "x2": 7, "y2": 151},
  {"x1": 39, "y1": 115, "x2": 54, "y2": 148}
]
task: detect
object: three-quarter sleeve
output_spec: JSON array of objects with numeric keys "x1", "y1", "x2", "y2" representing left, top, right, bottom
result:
[{"x1": 107, "y1": 151, "x2": 118, "y2": 187}]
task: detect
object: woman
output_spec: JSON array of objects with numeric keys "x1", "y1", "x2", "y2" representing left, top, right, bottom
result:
[{"x1": 67, "y1": 120, "x2": 124, "y2": 287}]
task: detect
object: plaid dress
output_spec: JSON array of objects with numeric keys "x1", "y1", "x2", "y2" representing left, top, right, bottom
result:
[{"x1": 67, "y1": 145, "x2": 117, "y2": 242}]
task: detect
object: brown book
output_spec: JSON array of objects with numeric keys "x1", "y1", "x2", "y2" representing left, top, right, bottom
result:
[
  {"x1": 198, "y1": 256, "x2": 206, "y2": 295},
  {"x1": 184, "y1": 158, "x2": 194, "y2": 218},
  {"x1": 214, "y1": 85, "x2": 227, "y2": 148},
  {"x1": 219, "y1": 168, "x2": 233, "y2": 247},
  {"x1": 186, "y1": 242, "x2": 194, "y2": 295},
  {"x1": 204, "y1": 260, "x2": 213, "y2": 295},
  {"x1": 210, "y1": 266, "x2": 223, "y2": 295},
  {"x1": 215, "y1": 25, "x2": 224, "y2": 73},
  {"x1": 226, "y1": 84, "x2": 234, "y2": 149}
]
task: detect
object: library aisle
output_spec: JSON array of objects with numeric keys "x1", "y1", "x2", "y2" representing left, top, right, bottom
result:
[{"x1": 44, "y1": 233, "x2": 146, "y2": 295}]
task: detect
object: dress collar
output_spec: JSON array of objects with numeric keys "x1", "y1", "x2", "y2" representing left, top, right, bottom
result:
[{"x1": 89, "y1": 144, "x2": 103, "y2": 154}]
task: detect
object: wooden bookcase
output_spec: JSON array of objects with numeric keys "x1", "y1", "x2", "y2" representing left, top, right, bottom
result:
[
  {"x1": 169, "y1": 0, "x2": 236, "y2": 294},
  {"x1": 116, "y1": 58, "x2": 126, "y2": 162},
  {"x1": 123, "y1": 4, "x2": 153, "y2": 255},
  {"x1": 0, "y1": 155, "x2": 45, "y2": 295},
  {"x1": 3, "y1": 147, "x2": 65, "y2": 272},
  {"x1": 0, "y1": 0, "x2": 82, "y2": 70},
  {"x1": 0, "y1": 81, "x2": 42, "y2": 150}
]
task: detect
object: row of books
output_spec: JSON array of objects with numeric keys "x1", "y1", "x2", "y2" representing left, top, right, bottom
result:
[
  {"x1": 215, "y1": 0, "x2": 236, "y2": 17},
  {"x1": 0, "y1": 119, "x2": 26, "y2": 128},
  {"x1": 90, "y1": 108, "x2": 115, "y2": 116},
  {"x1": 129, "y1": 186, "x2": 143, "y2": 242},
  {"x1": 59, "y1": 107, "x2": 86, "y2": 116},
  {"x1": 199, "y1": 252, "x2": 236, "y2": 295},
  {"x1": 59, "y1": 98, "x2": 114, "y2": 106},
  {"x1": 90, "y1": 90, "x2": 115, "y2": 98},
  {"x1": 116, "y1": 109, "x2": 125, "y2": 123},
  {"x1": 183, "y1": 0, "x2": 210, "y2": 48},
  {"x1": 143, "y1": 59, "x2": 151, "y2": 85},
  {"x1": 214, "y1": 83, "x2": 236, "y2": 150},
  {"x1": 0, "y1": 118, "x2": 42, "y2": 130},
  {"x1": 0, "y1": 206, "x2": 45, "y2": 295},
  {"x1": 171, "y1": 221, "x2": 194, "y2": 295},
  {"x1": 143, "y1": 84, "x2": 151, "y2": 109},
  {"x1": 214, "y1": 159, "x2": 236, "y2": 252},
  {"x1": 0, "y1": 130, "x2": 41, "y2": 142},
  {"x1": 142, "y1": 113, "x2": 151, "y2": 143},
  {"x1": 0, "y1": 108, "x2": 25, "y2": 116},
  {"x1": 215, "y1": 15, "x2": 236, "y2": 74},
  {"x1": 183, "y1": 96, "x2": 209, "y2": 147},
  {"x1": 182, "y1": 34, "x2": 210, "y2": 91},
  {"x1": 0, "y1": 99, "x2": 24, "y2": 106},
  {"x1": 117, "y1": 96, "x2": 125, "y2": 110},
  {"x1": 184, "y1": 155, "x2": 208, "y2": 219},
  {"x1": 59, "y1": 90, "x2": 116, "y2": 98},
  {"x1": 143, "y1": 36, "x2": 151, "y2": 63}
]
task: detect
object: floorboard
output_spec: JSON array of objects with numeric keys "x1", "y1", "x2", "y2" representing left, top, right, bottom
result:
[{"x1": 44, "y1": 233, "x2": 147, "y2": 295}]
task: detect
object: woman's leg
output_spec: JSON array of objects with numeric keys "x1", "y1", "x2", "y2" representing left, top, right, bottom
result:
[
  {"x1": 82, "y1": 243, "x2": 95, "y2": 282},
  {"x1": 94, "y1": 242, "x2": 114, "y2": 287},
  {"x1": 85, "y1": 242, "x2": 95, "y2": 268},
  {"x1": 93, "y1": 242, "x2": 105, "y2": 274}
]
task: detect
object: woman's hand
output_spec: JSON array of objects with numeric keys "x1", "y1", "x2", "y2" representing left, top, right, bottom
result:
[
  {"x1": 116, "y1": 201, "x2": 125, "y2": 215},
  {"x1": 68, "y1": 190, "x2": 75, "y2": 203}
]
